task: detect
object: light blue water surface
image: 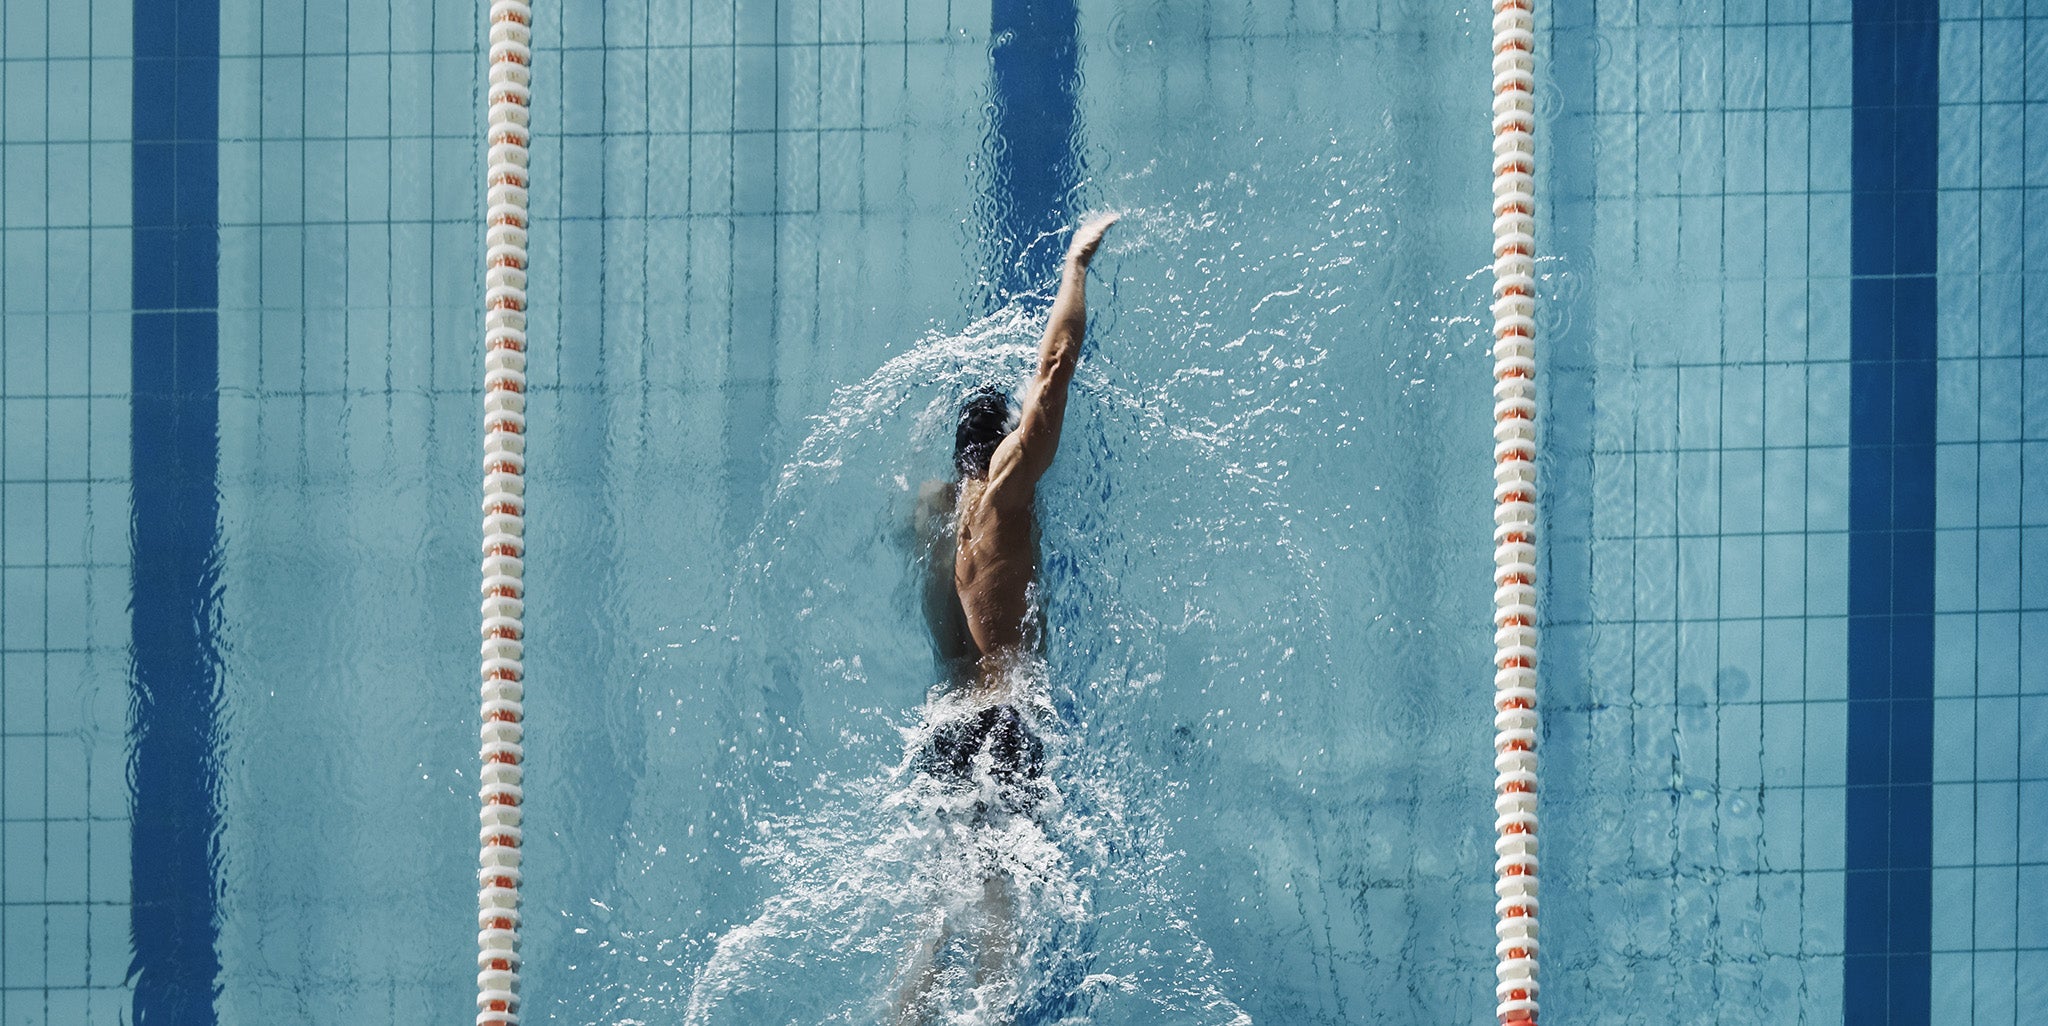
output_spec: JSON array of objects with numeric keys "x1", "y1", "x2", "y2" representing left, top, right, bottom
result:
[{"x1": 1, "y1": 0, "x2": 2044, "y2": 1023}]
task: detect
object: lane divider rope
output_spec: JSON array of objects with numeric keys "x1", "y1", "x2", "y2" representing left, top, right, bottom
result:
[
  {"x1": 477, "y1": 0, "x2": 534, "y2": 1022},
  {"x1": 1488, "y1": 1, "x2": 1541, "y2": 1024}
]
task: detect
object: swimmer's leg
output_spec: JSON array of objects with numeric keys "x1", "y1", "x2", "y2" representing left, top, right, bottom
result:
[
  {"x1": 973, "y1": 871, "x2": 1018, "y2": 1023},
  {"x1": 891, "y1": 909, "x2": 949, "y2": 1026}
]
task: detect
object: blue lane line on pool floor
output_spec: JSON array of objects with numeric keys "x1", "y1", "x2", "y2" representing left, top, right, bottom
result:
[
  {"x1": 1845, "y1": 1, "x2": 1937, "y2": 1022},
  {"x1": 986, "y1": 0, "x2": 1082, "y2": 309},
  {"x1": 129, "y1": 0, "x2": 225, "y2": 1020}
]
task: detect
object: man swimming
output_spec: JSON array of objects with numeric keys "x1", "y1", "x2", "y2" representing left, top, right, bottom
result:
[{"x1": 896, "y1": 212, "x2": 1117, "y2": 1022}]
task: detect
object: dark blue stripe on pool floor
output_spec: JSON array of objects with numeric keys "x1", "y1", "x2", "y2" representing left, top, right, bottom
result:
[
  {"x1": 1845, "y1": 1, "x2": 1937, "y2": 1023},
  {"x1": 129, "y1": 0, "x2": 224, "y2": 1020},
  {"x1": 985, "y1": 0, "x2": 1082, "y2": 309}
]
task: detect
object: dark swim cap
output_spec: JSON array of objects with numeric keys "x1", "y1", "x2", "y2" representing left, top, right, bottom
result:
[{"x1": 954, "y1": 385, "x2": 1012, "y2": 478}]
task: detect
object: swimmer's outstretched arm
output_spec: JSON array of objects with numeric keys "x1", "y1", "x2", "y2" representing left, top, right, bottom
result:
[{"x1": 984, "y1": 212, "x2": 1118, "y2": 505}]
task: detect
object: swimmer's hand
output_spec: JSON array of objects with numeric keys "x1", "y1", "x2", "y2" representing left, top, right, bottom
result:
[
  {"x1": 1066, "y1": 212, "x2": 1118, "y2": 268},
  {"x1": 913, "y1": 479, "x2": 955, "y2": 546}
]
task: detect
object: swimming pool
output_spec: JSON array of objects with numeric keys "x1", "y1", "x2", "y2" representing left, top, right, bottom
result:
[{"x1": 0, "y1": 0, "x2": 2038, "y2": 1022}]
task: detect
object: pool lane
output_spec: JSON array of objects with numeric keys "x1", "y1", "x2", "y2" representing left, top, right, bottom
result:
[
  {"x1": 986, "y1": 0, "x2": 1083, "y2": 308},
  {"x1": 129, "y1": 0, "x2": 225, "y2": 1020},
  {"x1": 1845, "y1": 2, "x2": 1938, "y2": 1022}
]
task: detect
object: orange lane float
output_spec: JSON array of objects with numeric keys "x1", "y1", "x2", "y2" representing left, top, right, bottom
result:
[
  {"x1": 1488, "y1": 0, "x2": 1541, "y2": 1023},
  {"x1": 477, "y1": 0, "x2": 533, "y2": 1023}
]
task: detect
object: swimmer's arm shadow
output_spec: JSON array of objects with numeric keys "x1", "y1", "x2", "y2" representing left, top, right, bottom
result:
[{"x1": 910, "y1": 479, "x2": 976, "y2": 680}]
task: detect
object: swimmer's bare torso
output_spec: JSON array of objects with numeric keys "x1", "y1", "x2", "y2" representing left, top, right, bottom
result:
[
  {"x1": 919, "y1": 214, "x2": 1117, "y2": 695},
  {"x1": 951, "y1": 474, "x2": 1038, "y2": 678}
]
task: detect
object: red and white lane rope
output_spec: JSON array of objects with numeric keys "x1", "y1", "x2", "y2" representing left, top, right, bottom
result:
[
  {"x1": 477, "y1": 0, "x2": 534, "y2": 1023},
  {"x1": 1488, "y1": 0, "x2": 1540, "y2": 1024}
]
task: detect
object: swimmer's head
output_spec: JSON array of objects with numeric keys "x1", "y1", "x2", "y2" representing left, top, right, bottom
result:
[{"x1": 953, "y1": 385, "x2": 1013, "y2": 479}]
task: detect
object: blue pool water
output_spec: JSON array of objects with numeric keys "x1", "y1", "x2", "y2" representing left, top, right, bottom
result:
[{"x1": 0, "y1": 0, "x2": 2041, "y2": 1023}]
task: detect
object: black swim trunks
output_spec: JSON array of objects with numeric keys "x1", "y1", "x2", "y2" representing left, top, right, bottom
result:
[{"x1": 913, "y1": 703, "x2": 1047, "y2": 792}]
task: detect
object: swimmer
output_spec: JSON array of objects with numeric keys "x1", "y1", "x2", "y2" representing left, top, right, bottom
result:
[{"x1": 896, "y1": 212, "x2": 1118, "y2": 1024}]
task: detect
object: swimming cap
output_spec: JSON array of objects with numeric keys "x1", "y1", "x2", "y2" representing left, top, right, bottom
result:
[{"x1": 953, "y1": 385, "x2": 1012, "y2": 478}]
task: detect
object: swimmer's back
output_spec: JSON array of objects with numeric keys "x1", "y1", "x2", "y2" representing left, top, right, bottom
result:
[{"x1": 953, "y1": 474, "x2": 1039, "y2": 674}]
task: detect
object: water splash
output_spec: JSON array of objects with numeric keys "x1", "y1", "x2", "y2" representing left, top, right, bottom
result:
[
  {"x1": 553, "y1": 142, "x2": 1481, "y2": 1024},
  {"x1": 674, "y1": 294, "x2": 1260, "y2": 1024}
]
